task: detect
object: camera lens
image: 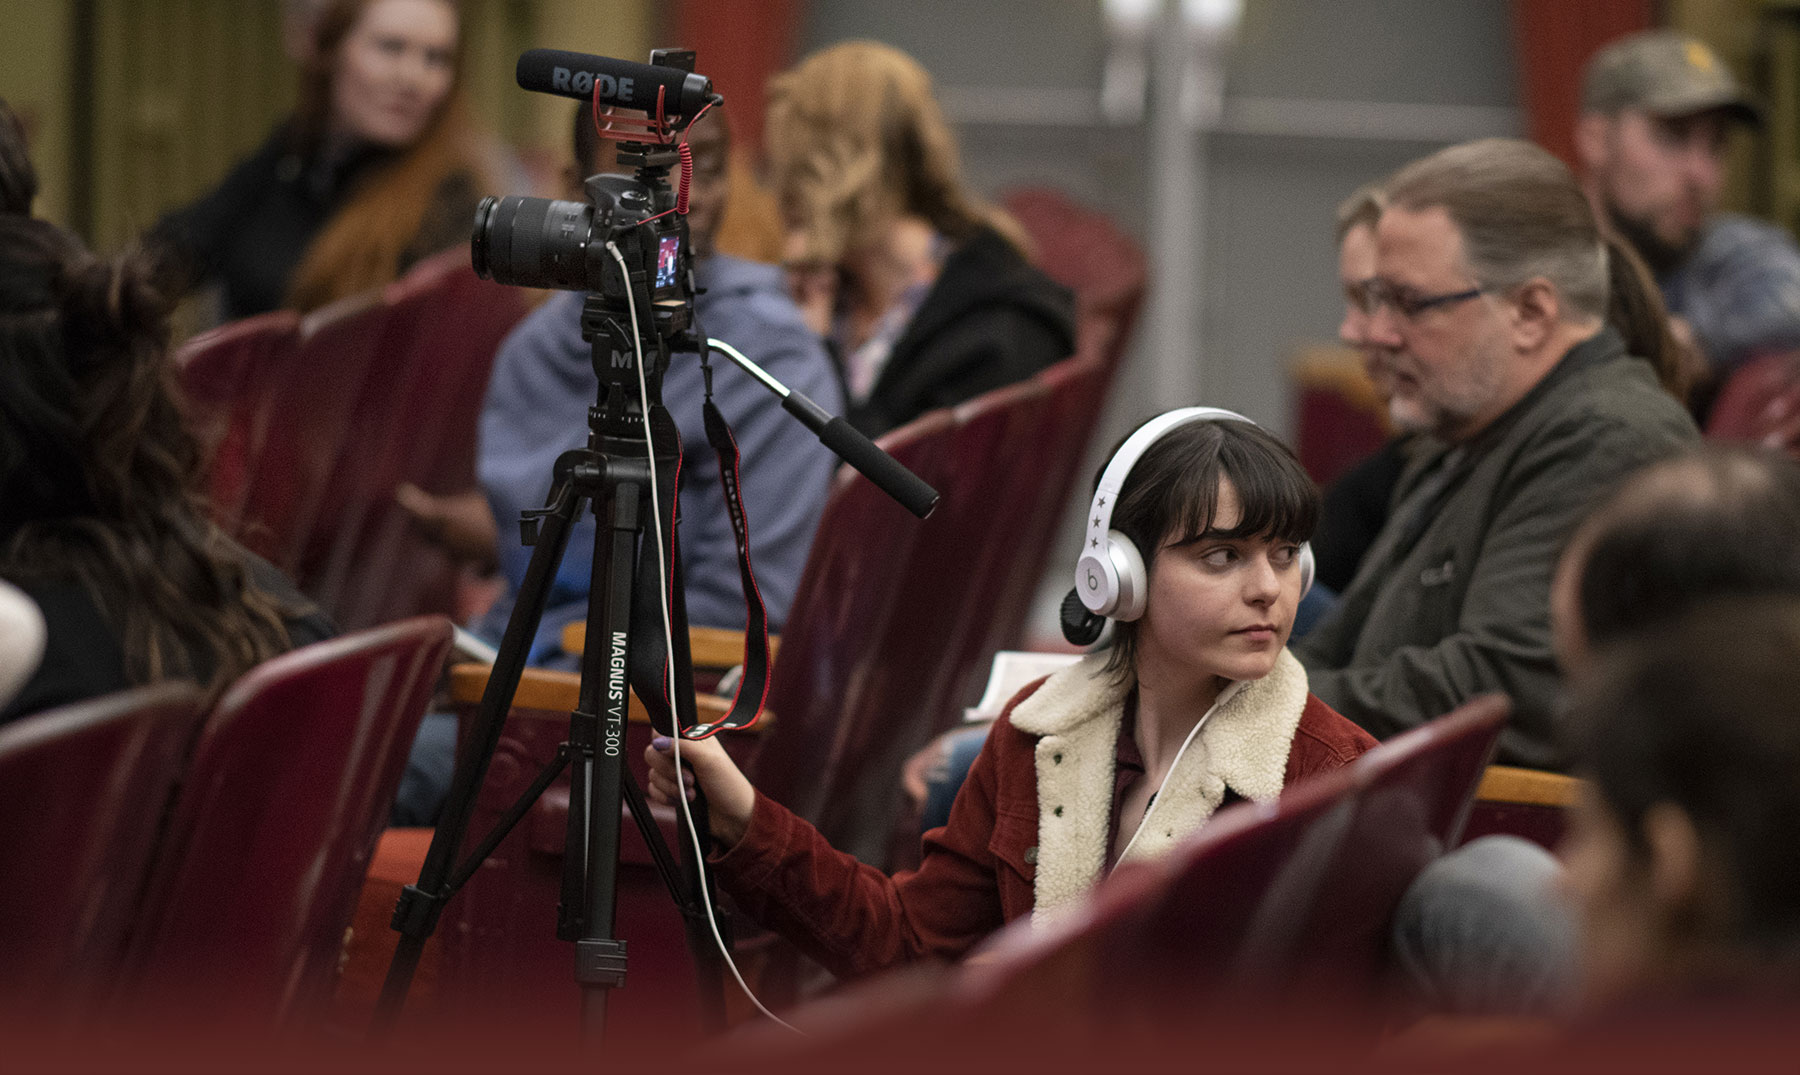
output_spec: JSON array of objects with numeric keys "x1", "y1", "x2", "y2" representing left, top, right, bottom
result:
[{"x1": 469, "y1": 195, "x2": 596, "y2": 291}]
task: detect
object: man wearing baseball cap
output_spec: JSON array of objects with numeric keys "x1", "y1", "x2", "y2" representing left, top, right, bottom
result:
[{"x1": 1576, "y1": 30, "x2": 1800, "y2": 391}]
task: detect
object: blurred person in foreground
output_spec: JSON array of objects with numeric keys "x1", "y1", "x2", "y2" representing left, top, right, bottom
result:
[
  {"x1": 1394, "y1": 598, "x2": 1800, "y2": 1068},
  {"x1": 1293, "y1": 138, "x2": 1697, "y2": 769},
  {"x1": 1392, "y1": 443, "x2": 1800, "y2": 1019},
  {"x1": 1563, "y1": 597, "x2": 1800, "y2": 1017},
  {"x1": 0, "y1": 98, "x2": 331, "y2": 725},
  {"x1": 767, "y1": 41, "x2": 1075, "y2": 437},
  {"x1": 1576, "y1": 30, "x2": 1800, "y2": 405},
  {"x1": 150, "y1": 0, "x2": 503, "y2": 320}
]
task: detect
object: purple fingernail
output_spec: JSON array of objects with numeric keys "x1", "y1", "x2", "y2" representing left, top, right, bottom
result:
[{"x1": 652, "y1": 736, "x2": 672, "y2": 752}]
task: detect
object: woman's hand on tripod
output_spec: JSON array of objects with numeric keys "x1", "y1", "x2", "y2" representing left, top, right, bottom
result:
[{"x1": 646, "y1": 733, "x2": 755, "y2": 849}]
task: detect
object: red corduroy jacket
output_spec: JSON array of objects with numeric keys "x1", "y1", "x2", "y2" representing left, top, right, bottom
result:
[{"x1": 713, "y1": 652, "x2": 1376, "y2": 981}]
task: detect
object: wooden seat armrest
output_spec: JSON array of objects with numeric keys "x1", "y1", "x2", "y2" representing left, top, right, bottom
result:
[
  {"x1": 447, "y1": 662, "x2": 769, "y2": 731},
  {"x1": 560, "y1": 623, "x2": 780, "y2": 670},
  {"x1": 1474, "y1": 765, "x2": 1581, "y2": 808}
]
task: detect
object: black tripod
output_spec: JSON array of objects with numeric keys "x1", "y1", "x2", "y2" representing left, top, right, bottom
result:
[
  {"x1": 375, "y1": 115, "x2": 941, "y2": 1035},
  {"x1": 377, "y1": 284, "x2": 729, "y2": 1035}
]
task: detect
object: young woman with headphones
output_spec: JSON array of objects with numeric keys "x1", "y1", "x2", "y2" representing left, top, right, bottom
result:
[{"x1": 645, "y1": 408, "x2": 1375, "y2": 980}]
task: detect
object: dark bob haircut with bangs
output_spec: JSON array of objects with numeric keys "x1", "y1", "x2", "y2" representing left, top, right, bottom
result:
[{"x1": 1103, "y1": 417, "x2": 1320, "y2": 679}]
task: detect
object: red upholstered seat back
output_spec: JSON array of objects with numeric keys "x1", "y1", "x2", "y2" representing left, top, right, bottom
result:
[
  {"x1": 1280, "y1": 694, "x2": 1509, "y2": 982},
  {"x1": 0, "y1": 684, "x2": 208, "y2": 1008},
  {"x1": 750, "y1": 410, "x2": 955, "y2": 839},
  {"x1": 782, "y1": 697, "x2": 1505, "y2": 1044},
  {"x1": 1069, "y1": 762, "x2": 1371, "y2": 1016},
  {"x1": 994, "y1": 189, "x2": 1146, "y2": 656},
  {"x1": 177, "y1": 310, "x2": 303, "y2": 526},
  {"x1": 177, "y1": 250, "x2": 530, "y2": 629},
  {"x1": 884, "y1": 380, "x2": 1055, "y2": 801},
  {"x1": 992, "y1": 354, "x2": 1109, "y2": 652},
  {"x1": 1002, "y1": 187, "x2": 1147, "y2": 366},
  {"x1": 1706, "y1": 350, "x2": 1800, "y2": 458},
  {"x1": 127, "y1": 617, "x2": 450, "y2": 1019}
]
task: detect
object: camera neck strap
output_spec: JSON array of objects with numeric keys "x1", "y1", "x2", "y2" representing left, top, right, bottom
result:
[{"x1": 626, "y1": 397, "x2": 773, "y2": 740}]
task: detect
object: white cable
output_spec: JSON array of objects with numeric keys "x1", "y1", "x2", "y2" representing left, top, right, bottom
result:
[
  {"x1": 605, "y1": 243, "x2": 803, "y2": 1035},
  {"x1": 1114, "y1": 681, "x2": 1243, "y2": 863}
]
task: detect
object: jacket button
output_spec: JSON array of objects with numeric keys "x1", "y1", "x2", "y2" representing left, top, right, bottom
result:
[
  {"x1": 1024, "y1": 846, "x2": 1038, "y2": 864},
  {"x1": 1053, "y1": 805, "x2": 1063, "y2": 817}
]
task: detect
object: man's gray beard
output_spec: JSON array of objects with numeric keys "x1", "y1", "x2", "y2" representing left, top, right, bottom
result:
[{"x1": 1607, "y1": 201, "x2": 1697, "y2": 277}]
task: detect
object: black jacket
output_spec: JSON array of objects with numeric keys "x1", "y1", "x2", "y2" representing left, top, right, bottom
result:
[
  {"x1": 848, "y1": 227, "x2": 1075, "y2": 437},
  {"x1": 1296, "y1": 327, "x2": 1699, "y2": 768},
  {"x1": 149, "y1": 124, "x2": 477, "y2": 321},
  {"x1": 0, "y1": 552, "x2": 336, "y2": 725},
  {"x1": 1312, "y1": 435, "x2": 1416, "y2": 594}
]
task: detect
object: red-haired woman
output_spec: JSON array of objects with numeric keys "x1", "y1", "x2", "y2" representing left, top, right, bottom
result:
[{"x1": 151, "y1": 0, "x2": 502, "y2": 320}]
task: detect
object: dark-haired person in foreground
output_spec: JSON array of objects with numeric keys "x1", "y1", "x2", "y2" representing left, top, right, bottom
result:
[
  {"x1": 644, "y1": 416, "x2": 1373, "y2": 978},
  {"x1": 0, "y1": 99, "x2": 331, "y2": 724},
  {"x1": 1564, "y1": 596, "x2": 1800, "y2": 1016},
  {"x1": 1551, "y1": 443, "x2": 1800, "y2": 674},
  {"x1": 1393, "y1": 443, "x2": 1800, "y2": 1017},
  {"x1": 1294, "y1": 137, "x2": 1698, "y2": 769}
]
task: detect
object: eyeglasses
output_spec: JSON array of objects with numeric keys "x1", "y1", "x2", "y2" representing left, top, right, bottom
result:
[{"x1": 1350, "y1": 278, "x2": 1488, "y2": 320}]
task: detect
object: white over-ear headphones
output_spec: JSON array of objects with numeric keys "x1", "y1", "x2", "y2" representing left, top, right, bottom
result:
[{"x1": 1062, "y1": 407, "x2": 1315, "y2": 646}]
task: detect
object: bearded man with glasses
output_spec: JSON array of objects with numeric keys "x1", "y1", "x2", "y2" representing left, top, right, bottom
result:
[{"x1": 1294, "y1": 138, "x2": 1697, "y2": 769}]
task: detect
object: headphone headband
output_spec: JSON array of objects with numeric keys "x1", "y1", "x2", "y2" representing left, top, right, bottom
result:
[{"x1": 1081, "y1": 406, "x2": 1254, "y2": 562}]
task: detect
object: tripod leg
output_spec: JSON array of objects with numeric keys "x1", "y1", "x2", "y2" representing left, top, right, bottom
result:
[
  {"x1": 620, "y1": 763, "x2": 731, "y2": 1031},
  {"x1": 375, "y1": 484, "x2": 581, "y2": 1027},
  {"x1": 566, "y1": 475, "x2": 643, "y2": 1036},
  {"x1": 682, "y1": 790, "x2": 731, "y2": 1028}
]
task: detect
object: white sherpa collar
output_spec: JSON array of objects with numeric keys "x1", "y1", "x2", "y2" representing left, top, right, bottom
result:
[{"x1": 1009, "y1": 649, "x2": 1310, "y2": 925}]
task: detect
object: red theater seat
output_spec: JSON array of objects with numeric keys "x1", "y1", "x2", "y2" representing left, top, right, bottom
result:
[
  {"x1": 176, "y1": 310, "x2": 303, "y2": 525},
  {"x1": 177, "y1": 250, "x2": 530, "y2": 630},
  {"x1": 1000, "y1": 188, "x2": 1147, "y2": 656},
  {"x1": 0, "y1": 683, "x2": 208, "y2": 1010},
  {"x1": 973, "y1": 760, "x2": 1368, "y2": 1024},
  {"x1": 1705, "y1": 350, "x2": 1800, "y2": 459},
  {"x1": 748, "y1": 409, "x2": 957, "y2": 856},
  {"x1": 1279, "y1": 694, "x2": 1509, "y2": 985},
  {"x1": 1462, "y1": 764, "x2": 1579, "y2": 850},
  {"x1": 125, "y1": 617, "x2": 451, "y2": 1021},
  {"x1": 1002, "y1": 187, "x2": 1147, "y2": 366},
  {"x1": 745, "y1": 696, "x2": 1510, "y2": 1062}
]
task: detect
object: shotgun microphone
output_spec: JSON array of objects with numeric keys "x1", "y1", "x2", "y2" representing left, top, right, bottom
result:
[{"x1": 515, "y1": 48, "x2": 713, "y2": 115}]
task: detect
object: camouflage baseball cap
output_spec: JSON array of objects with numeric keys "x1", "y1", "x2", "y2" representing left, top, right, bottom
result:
[{"x1": 1581, "y1": 30, "x2": 1761, "y2": 126}]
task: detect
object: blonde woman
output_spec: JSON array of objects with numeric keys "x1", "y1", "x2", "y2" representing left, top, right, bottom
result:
[{"x1": 767, "y1": 41, "x2": 1076, "y2": 436}]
